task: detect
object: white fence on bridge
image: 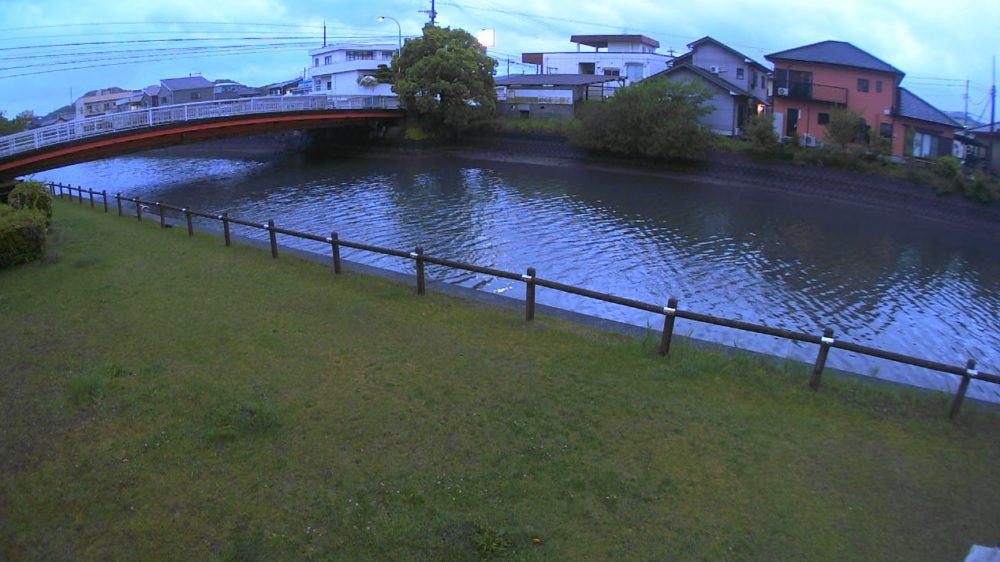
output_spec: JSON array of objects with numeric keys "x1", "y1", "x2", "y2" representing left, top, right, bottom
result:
[{"x1": 0, "y1": 95, "x2": 400, "y2": 160}]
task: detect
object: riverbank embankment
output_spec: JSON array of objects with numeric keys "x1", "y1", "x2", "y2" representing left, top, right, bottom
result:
[{"x1": 144, "y1": 131, "x2": 1000, "y2": 233}]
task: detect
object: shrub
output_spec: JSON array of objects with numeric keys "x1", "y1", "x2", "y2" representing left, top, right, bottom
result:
[
  {"x1": 826, "y1": 107, "x2": 865, "y2": 147},
  {"x1": 743, "y1": 113, "x2": 787, "y2": 158},
  {"x1": 570, "y1": 78, "x2": 714, "y2": 161},
  {"x1": 0, "y1": 207, "x2": 47, "y2": 268},
  {"x1": 9, "y1": 181, "x2": 53, "y2": 224}
]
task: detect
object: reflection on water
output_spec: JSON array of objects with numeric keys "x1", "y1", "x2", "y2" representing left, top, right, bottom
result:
[{"x1": 37, "y1": 154, "x2": 1000, "y2": 402}]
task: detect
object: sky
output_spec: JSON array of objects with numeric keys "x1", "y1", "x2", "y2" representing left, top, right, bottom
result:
[{"x1": 0, "y1": 0, "x2": 996, "y2": 120}]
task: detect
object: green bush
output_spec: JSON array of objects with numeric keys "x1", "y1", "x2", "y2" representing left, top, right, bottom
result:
[
  {"x1": 743, "y1": 113, "x2": 791, "y2": 159},
  {"x1": 569, "y1": 78, "x2": 714, "y2": 161},
  {"x1": 9, "y1": 181, "x2": 53, "y2": 224},
  {"x1": 0, "y1": 207, "x2": 47, "y2": 268}
]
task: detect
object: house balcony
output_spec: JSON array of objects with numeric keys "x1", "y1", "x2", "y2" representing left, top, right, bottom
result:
[{"x1": 774, "y1": 80, "x2": 848, "y2": 105}]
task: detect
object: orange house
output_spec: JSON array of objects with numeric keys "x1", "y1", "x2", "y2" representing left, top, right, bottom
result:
[{"x1": 766, "y1": 41, "x2": 959, "y2": 157}]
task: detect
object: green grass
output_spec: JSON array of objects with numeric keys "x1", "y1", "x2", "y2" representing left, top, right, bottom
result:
[
  {"x1": 1, "y1": 201, "x2": 999, "y2": 561},
  {"x1": 492, "y1": 117, "x2": 579, "y2": 136}
]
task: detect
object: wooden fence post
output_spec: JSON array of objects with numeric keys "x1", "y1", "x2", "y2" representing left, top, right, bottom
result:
[
  {"x1": 413, "y1": 247, "x2": 425, "y2": 295},
  {"x1": 267, "y1": 219, "x2": 278, "y2": 258},
  {"x1": 48, "y1": 182, "x2": 55, "y2": 196},
  {"x1": 102, "y1": 190, "x2": 108, "y2": 213},
  {"x1": 949, "y1": 359, "x2": 977, "y2": 419},
  {"x1": 184, "y1": 208, "x2": 193, "y2": 236},
  {"x1": 157, "y1": 202, "x2": 165, "y2": 228},
  {"x1": 58, "y1": 184, "x2": 64, "y2": 199},
  {"x1": 135, "y1": 198, "x2": 142, "y2": 221},
  {"x1": 116, "y1": 193, "x2": 123, "y2": 216},
  {"x1": 222, "y1": 213, "x2": 231, "y2": 246},
  {"x1": 88, "y1": 188, "x2": 94, "y2": 208},
  {"x1": 659, "y1": 297, "x2": 679, "y2": 355},
  {"x1": 524, "y1": 267, "x2": 536, "y2": 321},
  {"x1": 77, "y1": 185, "x2": 83, "y2": 205},
  {"x1": 330, "y1": 232, "x2": 342, "y2": 274},
  {"x1": 809, "y1": 327, "x2": 835, "y2": 390}
]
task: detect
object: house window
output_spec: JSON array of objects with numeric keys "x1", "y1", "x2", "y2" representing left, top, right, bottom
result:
[
  {"x1": 818, "y1": 112, "x2": 830, "y2": 125},
  {"x1": 751, "y1": 70, "x2": 757, "y2": 88},
  {"x1": 324, "y1": 55, "x2": 332, "y2": 64},
  {"x1": 736, "y1": 68, "x2": 745, "y2": 80},
  {"x1": 314, "y1": 57, "x2": 319, "y2": 66},
  {"x1": 879, "y1": 123, "x2": 892, "y2": 137},
  {"x1": 346, "y1": 50, "x2": 375, "y2": 61},
  {"x1": 603, "y1": 68, "x2": 620, "y2": 76},
  {"x1": 857, "y1": 78, "x2": 870, "y2": 92},
  {"x1": 382, "y1": 51, "x2": 394, "y2": 59},
  {"x1": 876, "y1": 80, "x2": 883, "y2": 93},
  {"x1": 326, "y1": 81, "x2": 331, "y2": 91},
  {"x1": 191, "y1": 92, "x2": 201, "y2": 100}
]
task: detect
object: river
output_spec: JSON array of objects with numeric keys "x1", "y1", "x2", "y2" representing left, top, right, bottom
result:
[{"x1": 35, "y1": 151, "x2": 1000, "y2": 403}]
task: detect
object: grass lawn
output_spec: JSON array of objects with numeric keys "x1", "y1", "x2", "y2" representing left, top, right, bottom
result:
[{"x1": 2, "y1": 201, "x2": 999, "y2": 561}]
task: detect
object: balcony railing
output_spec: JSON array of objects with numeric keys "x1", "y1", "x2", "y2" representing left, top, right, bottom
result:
[{"x1": 774, "y1": 80, "x2": 848, "y2": 105}]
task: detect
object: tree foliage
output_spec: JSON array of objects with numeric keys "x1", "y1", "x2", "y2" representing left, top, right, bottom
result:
[
  {"x1": 569, "y1": 78, "x2": 714, "y2": 161},
  {"x1": 392, "y1": 24, "x2": 497, "y2": 137},
  {"x1": 826, "y1": 107, "x2": 865, "y2": 146},
  {"x1": 744, "y1": 112, "x2": 781, "y2": 156},
  {"x1": 0, "y1": 110, "x2": 34, "y2": 135}
]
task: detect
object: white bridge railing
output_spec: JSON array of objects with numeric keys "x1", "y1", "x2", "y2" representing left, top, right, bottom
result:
[{"x1": 0, "y1": 95, "x2": 400, "y2": 160}]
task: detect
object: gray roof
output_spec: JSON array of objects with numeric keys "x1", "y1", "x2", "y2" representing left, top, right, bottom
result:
[
  {"x1": 897, "y1": 88, "x2": 961, "y2": 128},
  {"x1": 656, "y1": 63, "x2": 750, "y2": 97},
  {"x1": 966, "y1": 122, "x2": 999, "y2": 135},
  {"x1": 160, "y1": 76, "x2": 214, "y2": 91},
  {"x1": 686, "y1": 36, "x2": 770, "y2": 72},
  {"x1": 766, "y1": 40, "x2": 904, "y2": 76},
  {"x1": 143, "y1": 85, "x2": 161, "y2": 96},
  {"x1": 495, "y1": 74, "x2": 619, "y2": 86}
]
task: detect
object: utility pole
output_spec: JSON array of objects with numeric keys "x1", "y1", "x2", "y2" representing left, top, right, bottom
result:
[
  {"x1": 323, "y1": 20, "x2": 327, "y2": 47},
  {"x1": 964, "y1": 79, "x2": 969, "y2": 127},
  {"x1": 990, "y1": 55, "x2": 996, "y2": 174},
  {"x1": 420, "y1": 0, "x2": 437, "y2": 24}
]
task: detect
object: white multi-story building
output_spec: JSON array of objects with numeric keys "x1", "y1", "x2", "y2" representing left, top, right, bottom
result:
[
  {"x1": 521, "y1": 35, "x2": 673, "y2": 86},
  {"x1": 306, "y1": 43, "x2": 397, "y2": 97}
]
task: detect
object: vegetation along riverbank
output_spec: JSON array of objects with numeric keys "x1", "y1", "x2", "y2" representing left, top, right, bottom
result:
[{"x1": 2, "y1": 201, "x2": 999, "y2": 560}]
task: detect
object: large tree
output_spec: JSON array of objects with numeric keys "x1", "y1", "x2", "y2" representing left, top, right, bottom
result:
[
  {"x1": 0, "y1": 110, "x2": 34, "y2": 136},
  {"x1": 392, "y1": 24, "x2": 497, "y2": 137},
  {"x1": 570, "y1": 78, "x2": 714, "y2": 161}
]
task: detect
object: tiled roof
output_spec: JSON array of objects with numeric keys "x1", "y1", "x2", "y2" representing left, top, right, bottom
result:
[
  {"x1": 160, "y1": 76, "x2": 214, "y2": 91},
  {"x1": 766, "y1": 40, "x2": 904, "y2": 76},
  {"x1": 897, "y1": 88, "x2": 961, "y2": 128},
  {"x1": 654, "y1": 63, "x2": 750, "y2": 97},
  {"x1": 966, "y1": 122, "x2": 999, "y2": 134},
  {"x1": 495, "y1": 74, "x2": 620, "y2": 86}
]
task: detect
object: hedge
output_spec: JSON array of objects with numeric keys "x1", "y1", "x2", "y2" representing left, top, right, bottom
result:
[
  {"x1": 8, "y1": 181, "x2": 53, "y2": 224},
  {"x1": 0, "y1": 207, "x2": 47, "y2": 268}
]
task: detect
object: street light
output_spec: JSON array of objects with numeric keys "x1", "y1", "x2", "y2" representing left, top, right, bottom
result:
[{"x1": 378, "y1": 16, "x2": 401, "y2": 52}]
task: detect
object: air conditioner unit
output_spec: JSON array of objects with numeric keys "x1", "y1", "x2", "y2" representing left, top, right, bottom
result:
[
  {"x1": 710, "y1": 65, "x2": 721, "y2": 74},
  {"x1": 777, "y1": 87, "x2": 789, "y2": 96},
  {"x1": 802, "y1": 134, "x2": 817, "y2": 147}
]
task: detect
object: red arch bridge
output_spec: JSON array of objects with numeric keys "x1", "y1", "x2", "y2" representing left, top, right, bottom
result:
[{"x1": 0, "y1": 95, "x2": 403, "y2": 181}]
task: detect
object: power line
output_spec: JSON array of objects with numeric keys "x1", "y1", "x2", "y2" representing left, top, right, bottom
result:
[{"x1": 0, "y1": 21, "x2": 324, "y2": 33}]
